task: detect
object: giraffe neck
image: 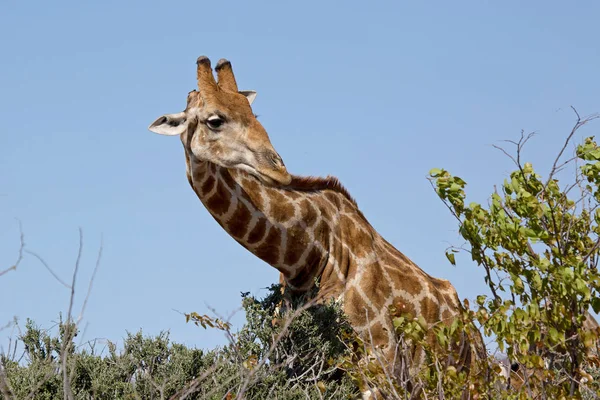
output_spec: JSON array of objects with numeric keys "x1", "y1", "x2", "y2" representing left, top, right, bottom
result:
[
  {"x1": 185, "y1": 158, "x2": 480, "y2": 375},
  {"x1": 188, "y1": 159, "x2": 334, "y2": 289},
  {"x1": 186, "y1": 158, "x2": 473, "y2": 364}
]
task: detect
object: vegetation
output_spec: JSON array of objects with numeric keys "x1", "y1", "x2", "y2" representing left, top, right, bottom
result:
[
  {"x1": 2, "y1": 111, "x2": 600, "y2": 399},
  {"x1": 428, "y1": 110, "x2": 600, "y2": 399},
  {"x1": 0, "y1": 287, "x2": 358, "y2": 399}
]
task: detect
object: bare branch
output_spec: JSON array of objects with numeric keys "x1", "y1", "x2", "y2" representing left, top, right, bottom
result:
[
  {"x1": 25, "y1": 250, "x2": 70, "y2": 289},
  {"x1": 78, "y1": 236, "x2": 103, "y2": 323},
  {"x1": 0, "y1": 265, "x2": 16, "y2": 277},
  {"x1": 67, "y1": 228, "x2": 83, "y2": 324},
  {"x1": 61, "y1": 228, "x2": 84, "y2": 400},
  {"x1": 492, "y1": 144, "x2": 519, "y2": 168},
  {"x1": 492, "y1": 131, "x2": 538, "y2": 182},
  {"x1": 546, "y1": 107, "x2": 600, "y2": 187},
  {"x1": 1, "y1": 220, "x2": 25, "y2": 277}
]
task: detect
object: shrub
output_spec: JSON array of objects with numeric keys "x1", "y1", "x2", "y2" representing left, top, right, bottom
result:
[{"x1": 0, "y1": 285, "x2": 358, "y2": 399}]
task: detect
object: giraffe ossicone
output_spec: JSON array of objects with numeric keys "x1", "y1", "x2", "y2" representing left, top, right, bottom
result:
[{"x1": 149, "y1": 55, "x2": 486, "y2": 381}]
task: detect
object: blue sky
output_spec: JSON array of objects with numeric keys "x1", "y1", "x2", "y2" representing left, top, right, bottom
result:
[{"x1": 1, "y1": 1, "x2": 599, "y2": 353}]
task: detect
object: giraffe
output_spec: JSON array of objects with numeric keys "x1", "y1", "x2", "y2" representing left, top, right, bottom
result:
[{"x1": 148, "y1": 56, "x2": 486, "y2": 387}]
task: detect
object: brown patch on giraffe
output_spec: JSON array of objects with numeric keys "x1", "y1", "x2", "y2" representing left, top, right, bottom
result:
[
  {"x1": 365, "y1": 321, "x2": 391, "y2": 350},
  {"x1": 254, "y1": 226, "x2": 281, "y2": 265},
  {"x1": 227, "y1": 201, "x2": 252, "y2": 239},
  {"x1": 311, "y1": 247, "x2": 339, "y2": 291},
  {"x1": 201, "y1": 175, "x2": 216, "y2": 195},
  {"x1": 313, "y1": 219, "x2": 330, "y2": 241},
  {"x1": 241, "y1": 175, "x2": 260, "y2": 191},
  {"x1": 324, "y1": 191, "x2": 341, "y2": 208},
  {"x1": 331, "y1": 235, "x2": 343, "y2": 254},
  {"x1": 220, "y1": 169, "x2": 238, "y2": 191},
  {"x1": 436, "y1": 277, "x2": 454, "y2": 290},
  {"x1": 287, "y1": 265, "x2": 311, "y2": 286},
  {"x1": 386, "y1": 267, "x2": 425, "y2": 298},
  {"x1": 344, "y1": 287, "x2": 370, "y2": 327},
  {"x1": 443, "y1": 292, "x2": 460, "y2": 309},
  {"x1": 287, "y1": 258, "x2": 319, "y2": 289},
  {"x1": 441, "y1": 308, "x2": 454, "y2": 323},
  {"x1": 247, "y1": 218, "x2": 267, "y2": 244},
  {"x1": 420, "y1": 297, "x2": 439, "y2": 325},
  {"x1": 360, "y1": 265, "x2": 392, "y2": 308},
  {"x1": 344, "y1": 256, "x2": 361, "y2": 283},
  {"x1": 333, "y1": 250, "x2": 352, "y2": 279},
  {"x1": 189, "y1": 160, "x2": 205, "y2": 180},
  {"x1": 339, "y1": 215, "x2": 373, "y2": 258},
  {"x1": 269, "y1": 190, "x2": 295, "y2": 223},
  {"x1": 317, "y1": 198, "x2": 336, "y2": 222},
  {"x1": 240, "y1": 176, "x2": 265, "y2": 208},
  {"x1": 305, "y1": 245, "x2": 323, "y2": 270},
  {"x1": 340, "y1": 197, "x2": 357, "y2": 212},
  {"x1": 206, "y1": 181, "x2": 230, "y2": 216},
  {"x1": 299, "y1": 199, "x2": 318, "y2": 227},
  {"x1": 320, "y1": 260, "x2": 339, "y2": 288},
  {"x1": 283, "y1": 225, "x2": 310, "y2": 266}
]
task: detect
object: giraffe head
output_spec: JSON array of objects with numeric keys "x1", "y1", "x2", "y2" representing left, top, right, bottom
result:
[{"x1": 149, "y1": 56, "x2": 291, "y2": 185}]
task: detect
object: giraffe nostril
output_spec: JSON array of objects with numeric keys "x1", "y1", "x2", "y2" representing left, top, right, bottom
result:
[{"x1": 267, "y1": 152, "x2": 284, "y2": 169}]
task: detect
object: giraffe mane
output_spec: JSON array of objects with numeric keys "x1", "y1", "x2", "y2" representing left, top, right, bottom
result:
[{"x1": 284, "y1": 175, "x2": 357, "y2": 206}]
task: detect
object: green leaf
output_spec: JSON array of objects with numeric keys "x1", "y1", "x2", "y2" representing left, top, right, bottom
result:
[
  {"x1": 548, "y1": 327, "x2": 559, "y2": 344},
  {"x1": 429, "y1": 168, "x2": 443, "y2": 177},
  {"x1": 476, "y1": 295, "x2": 486, "y2": 306},
  {"x1": 446, "y1": 251, "x2": 456, "y2": 266},
  {"x1": 592, "y1": 298, "x2": 600, "y2": 314}
]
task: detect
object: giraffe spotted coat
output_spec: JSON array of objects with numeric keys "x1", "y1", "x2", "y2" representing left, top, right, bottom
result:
[{"x1": 149, "y1": 56, "x2": 486, "y2": 377}]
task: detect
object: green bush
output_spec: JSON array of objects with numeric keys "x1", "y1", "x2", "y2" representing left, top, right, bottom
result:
[
  {"x1": 429, "y1": 115, "x2": 600, "y2": 398},
  {"x1": 0, "y1": 285, "x2": 358, "y2": 399}
]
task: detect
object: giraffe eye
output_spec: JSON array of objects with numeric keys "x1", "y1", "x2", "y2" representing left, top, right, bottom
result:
[{"x1": 206, "y1": 115, "x2": 225, "y2": 130}]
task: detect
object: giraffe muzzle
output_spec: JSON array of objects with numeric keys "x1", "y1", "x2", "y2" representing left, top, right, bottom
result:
[
  {"x1": 256, "y1": 150, "x2": 292, "y2": 185},
  {"x1": 257, "y1": 165, "x2": 292, "y2": 186}
]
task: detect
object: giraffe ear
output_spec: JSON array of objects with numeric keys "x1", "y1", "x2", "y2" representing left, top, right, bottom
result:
[
  {"x1": 239, "y1": 90, "x2": 257, "y2": 105},
  {"x1": 148, "y1": 112, "x2": 188, "y2": 136}
]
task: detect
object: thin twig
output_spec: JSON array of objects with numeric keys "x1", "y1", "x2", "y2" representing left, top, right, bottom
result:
[
  {"x1": 0, "y1": 265, "x2": 16, "y2": 278},
  {"x1": 0, "y1": 220, "x2": 25, "y2": 277},
  {"x1": 546, "y1": 107, "x2": 600, "y2": 188},
  {"x1": 25, "y1": 250, "x2": 70, "y2": 289},
  {"x1": 61, "y1": 228, "x2": 84, "y2": 400},
  {"x1": 78, "y1": 236, "x2": 103, "y2": 323},
  {"x1": 66, "y1": 228, "x2": 83, "y2": 322},
  {"x1": 0, "y1": 320, "x2": 13, "y2": 334}
]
